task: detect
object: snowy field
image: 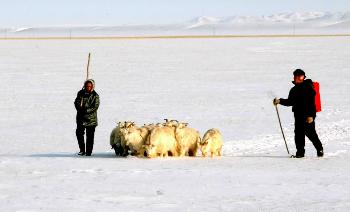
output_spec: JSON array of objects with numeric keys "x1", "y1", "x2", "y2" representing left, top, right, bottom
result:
[{"x1": 1, "y1": 36, "x2": 350, "y2": 211}]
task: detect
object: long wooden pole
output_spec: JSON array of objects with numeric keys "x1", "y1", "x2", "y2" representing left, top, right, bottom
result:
[
  {"x1": 81, "y1": 53, "x2": 91, "y2": 107},
  {"x1": 86, "y1": 52, "x2": 91, "y2": 80}
]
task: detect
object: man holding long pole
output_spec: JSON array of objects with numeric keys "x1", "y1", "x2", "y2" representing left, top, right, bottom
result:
[
  {"x1": 74, "y1": 53, "x2": 100, "y2": 156},
  {"x1": 273, "y1": 69, "x2": 323, "y2": 158},
  {"x1": 74, "y1": 79, "x2": 100, "y2": 156}
]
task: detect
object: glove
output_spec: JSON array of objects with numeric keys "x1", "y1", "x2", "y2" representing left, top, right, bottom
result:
[
  {"x1": 273, "y1": 98, "x2": 280, "y2": 105},
  {"x1": 306, "y1": 117, "x2": 313, "y2": 124}
]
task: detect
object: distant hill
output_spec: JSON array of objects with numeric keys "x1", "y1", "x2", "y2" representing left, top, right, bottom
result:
[{"x1": 1, "y1": 11, "x2": 349, "y2": 37}]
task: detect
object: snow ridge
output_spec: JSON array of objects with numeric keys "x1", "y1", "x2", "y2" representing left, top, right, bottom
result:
[
  {"x1": 187, "y1": 11, "x2": 350, "y2": 28},
  {"x1": 1, "y1": 11, "x2": 349, "y2": 36}
]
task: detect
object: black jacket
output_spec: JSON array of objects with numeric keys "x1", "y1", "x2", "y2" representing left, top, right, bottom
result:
[
  {"x1": 74, "y1": 89, "x2": 100, "y2": 126},
  {"x1": 280, "y1": 79, "x2": 316, "y2": 118}
]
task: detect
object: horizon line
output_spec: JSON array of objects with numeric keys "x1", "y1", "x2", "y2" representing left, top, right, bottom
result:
[{"x1": 1, "y1": 34, "x2": 350, "y2": 40}]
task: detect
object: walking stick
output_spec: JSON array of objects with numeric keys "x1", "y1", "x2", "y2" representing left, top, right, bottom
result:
[
  {"x1": 275, "y1": 104, "x2": 290, "y2": 155},
  {"x1": 86, "y1": 52, "x2": 91, "y2": 80},
  {"x1": 80, "y1": 53, "x2": 91, "y2": 107}
]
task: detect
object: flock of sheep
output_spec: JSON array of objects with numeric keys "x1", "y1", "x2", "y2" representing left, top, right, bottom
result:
[{"x1": 109, "y1": 119, "x2": 223, "y2": 158}]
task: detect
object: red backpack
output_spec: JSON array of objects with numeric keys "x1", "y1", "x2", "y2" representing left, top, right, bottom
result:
[{"x1": 313, "y1": 82, "x2": 321, "y2": 112}]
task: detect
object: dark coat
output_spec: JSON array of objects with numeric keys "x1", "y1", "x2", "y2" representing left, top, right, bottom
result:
[
  {"x1": 279, "y1": 79, "x2": 316, "y2": 118},
  {"x1": 74, "y1": 89, "x2": 100, "y2": 126}
]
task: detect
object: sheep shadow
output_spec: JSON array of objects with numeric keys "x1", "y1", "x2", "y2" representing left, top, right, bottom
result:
[{"x1": 27, "y1": 152, "x2": 292, "y2": 159}]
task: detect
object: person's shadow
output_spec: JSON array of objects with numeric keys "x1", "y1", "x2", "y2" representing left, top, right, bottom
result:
[{"x1": 28, "y1": 152, "x2": 124, "y2": 159}]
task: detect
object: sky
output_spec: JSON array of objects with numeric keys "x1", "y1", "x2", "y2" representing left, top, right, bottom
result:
[{"x1": 0, "y1": 0, "x2": 350, "y2": 27}]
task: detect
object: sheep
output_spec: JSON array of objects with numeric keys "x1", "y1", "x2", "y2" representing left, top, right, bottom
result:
[
  {"x1": 175, "y1": 123, "x2": 200, "y2": 157},
  {"x1": 144, "y1": 125, "x2": 178, "y2": 158},
  {"x1": 110, "y1": 122, "x2": 127, "y2": 156},
  {"x1": 110, "y1": 121, "x2": 137, "y2": 157},
  {"x1": 199, "y1": 129, "x2": 223, "y2": 157},
  {"x1": 121, "y1": 123, "x2": 150, "y2": 157}
]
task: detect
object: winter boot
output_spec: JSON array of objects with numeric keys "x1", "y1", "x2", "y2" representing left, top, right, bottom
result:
[
  {"x1": 78, "y1": 151, "x2": 85, "y2": 156},
  {"x1": 317, "y1": 150, "x2": 324, "y2": 157}
]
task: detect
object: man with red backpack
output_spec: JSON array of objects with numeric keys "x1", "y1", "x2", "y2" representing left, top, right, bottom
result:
[{"x1": 273, "y1": 69, "x2": 324, "y2": 158}]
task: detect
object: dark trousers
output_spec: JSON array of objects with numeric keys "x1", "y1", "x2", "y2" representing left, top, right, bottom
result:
[
  {"x1": 76, "y1": 125, "x2": 96, "y2": 155},
  {"x1": 294, "y1": 115, "x2": 323, "y2": 156}
]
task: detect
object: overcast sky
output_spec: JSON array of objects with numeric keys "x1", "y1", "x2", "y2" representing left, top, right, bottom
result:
[{"x1": 1, "y1": 0, "x2": 350, "y2": 27}]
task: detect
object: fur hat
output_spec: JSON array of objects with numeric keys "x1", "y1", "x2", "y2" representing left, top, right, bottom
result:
[{"x1": 84, "y1": 79, "x2": 95, "y2": 91}]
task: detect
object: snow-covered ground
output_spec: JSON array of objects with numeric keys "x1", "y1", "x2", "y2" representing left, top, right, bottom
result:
[{"x1": 1, "y1": 36, "x2": 350, "y2": 211}]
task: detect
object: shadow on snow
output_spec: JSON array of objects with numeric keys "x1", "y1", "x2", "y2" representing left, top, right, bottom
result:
[{"x1": 28, "y1": 152, "x2": 122, "y2": 159}]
